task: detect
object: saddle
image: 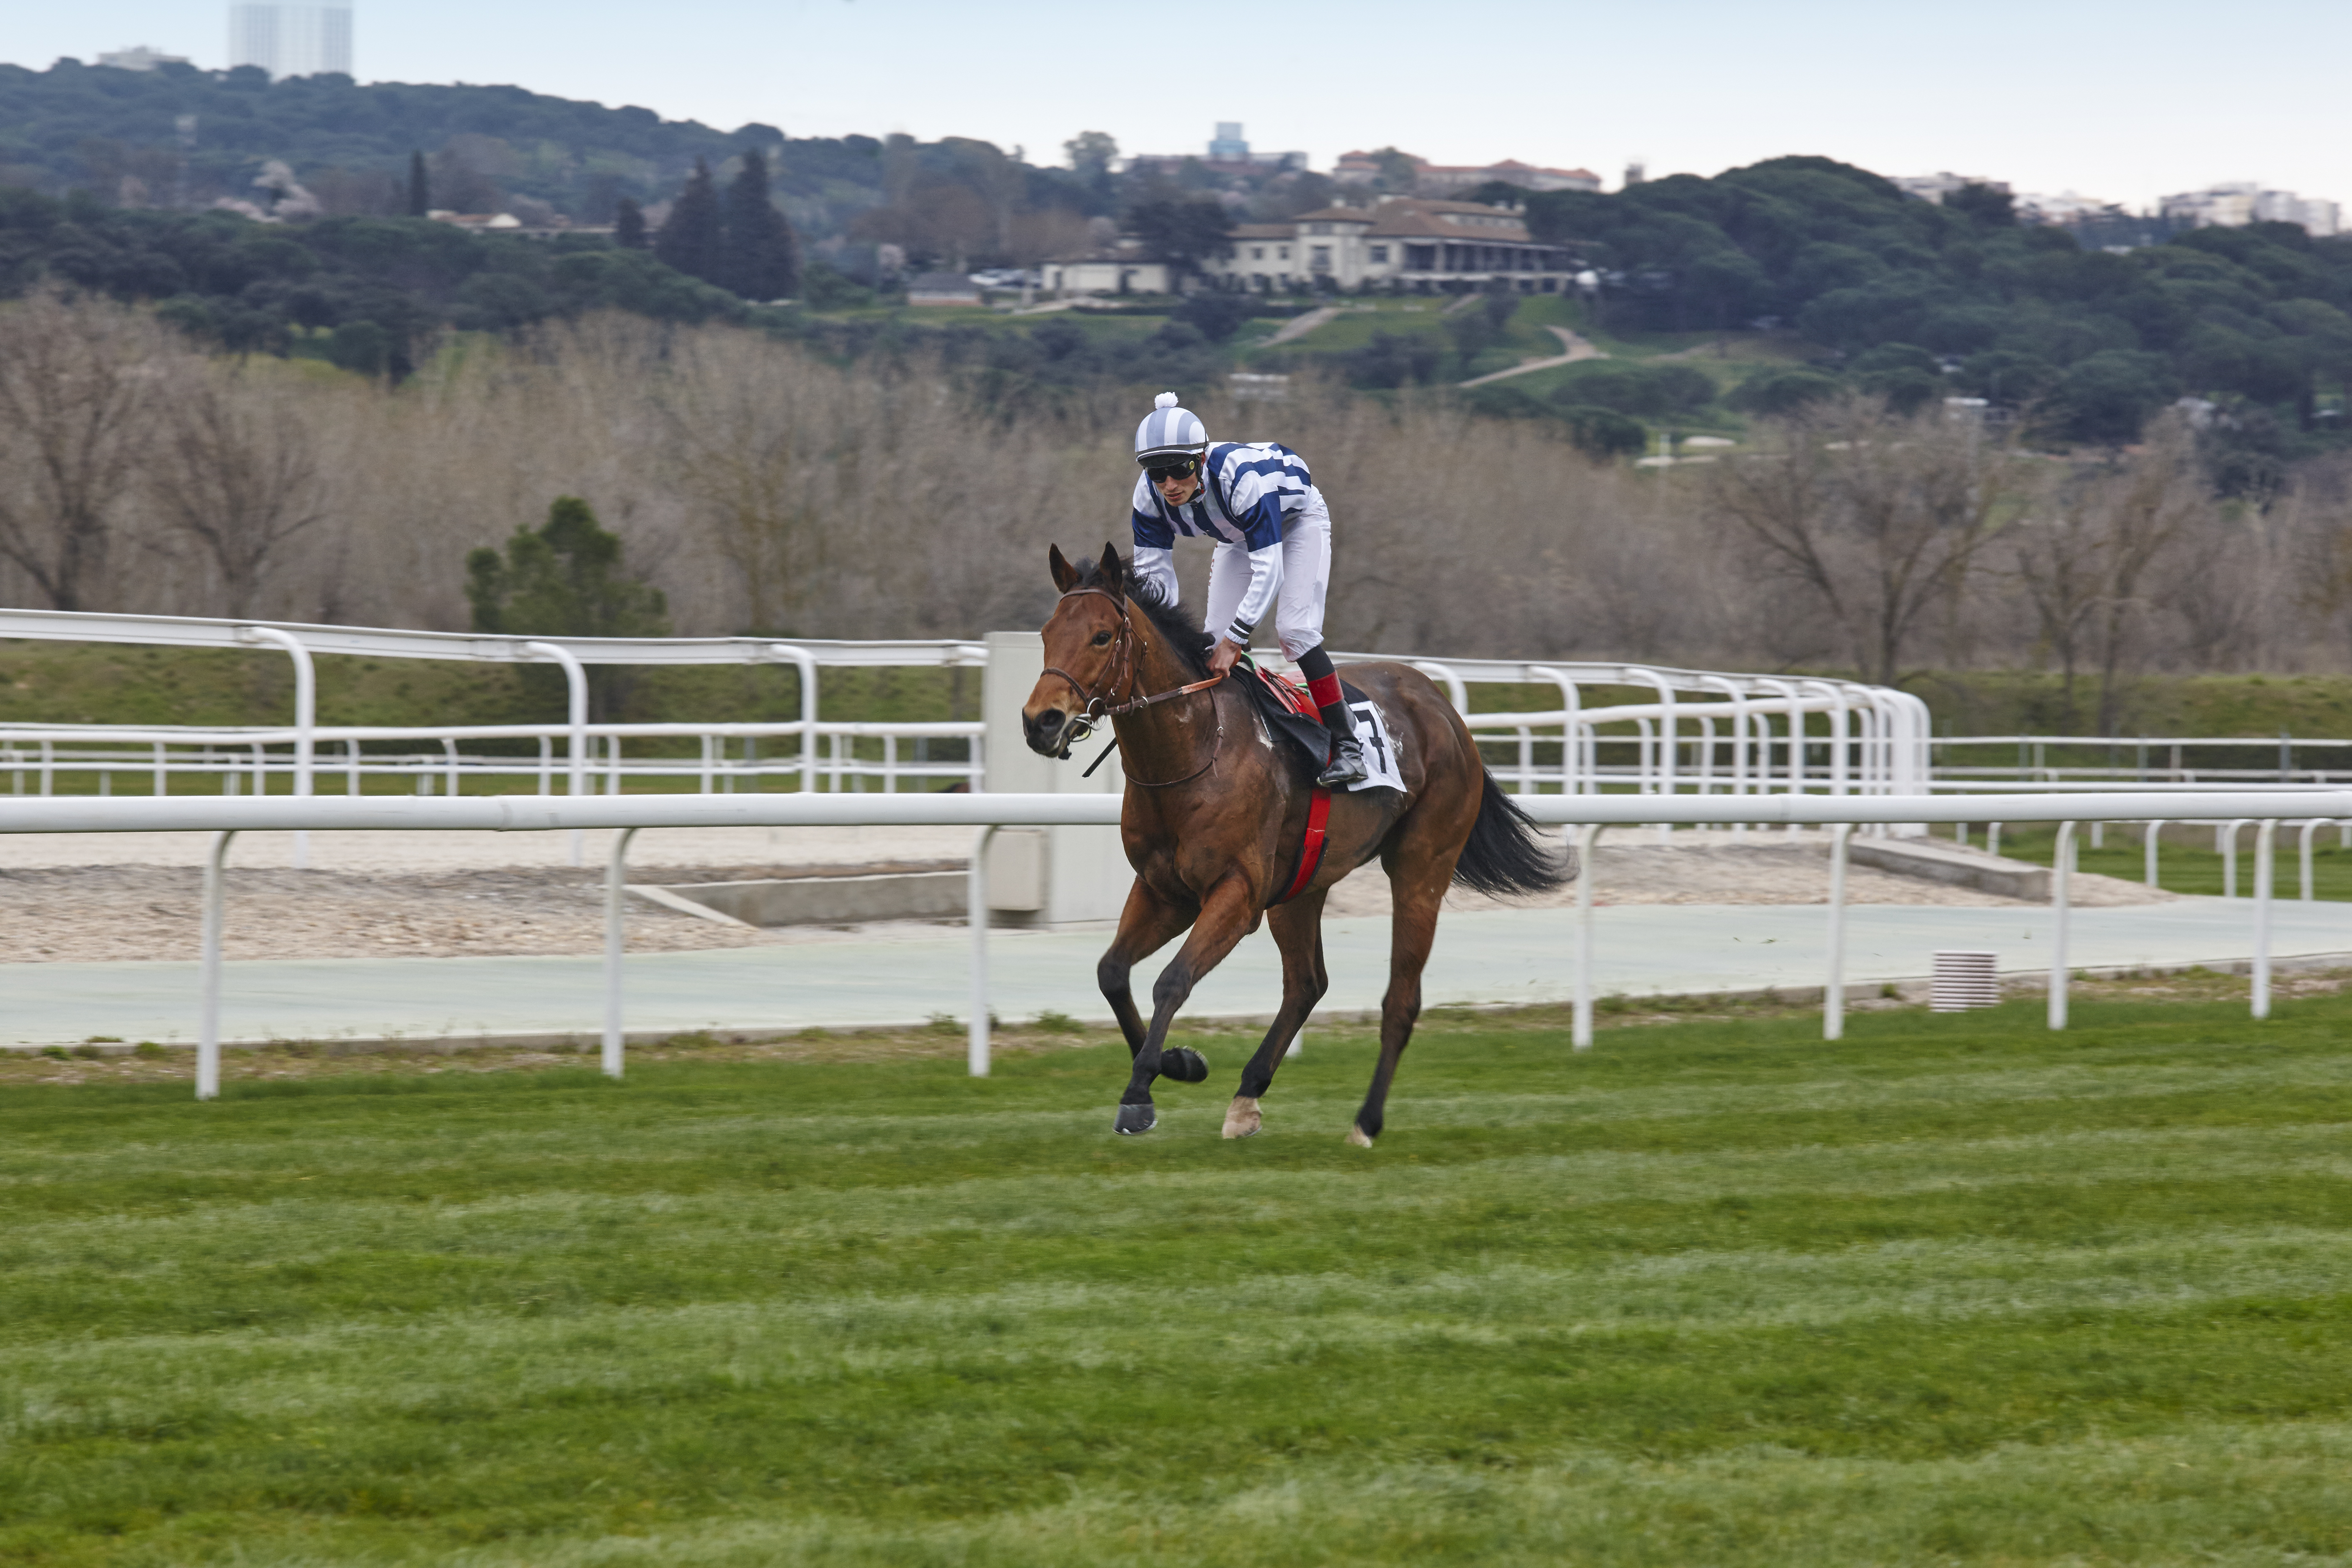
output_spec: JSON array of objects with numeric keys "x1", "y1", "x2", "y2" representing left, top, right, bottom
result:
[{"x1": 1236, "y1": 656, "x2": 1361, "y2": 777}]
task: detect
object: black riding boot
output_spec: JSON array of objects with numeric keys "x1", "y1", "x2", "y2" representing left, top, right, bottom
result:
[
  {"x1": 1315, "y1": 707, "x2": 1368, "y2": 787},
  {"x1": 1297, "y1": 644, "x2": 1368, "y2": 787}
]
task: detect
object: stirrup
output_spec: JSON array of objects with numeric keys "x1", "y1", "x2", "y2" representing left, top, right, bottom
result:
[{"x1": 1316, "y1": 738, "x2": 1368, "y2": 787}]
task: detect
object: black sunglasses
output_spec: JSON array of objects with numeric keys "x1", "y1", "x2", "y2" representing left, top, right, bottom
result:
[{"x1": 1143, "y1": 458, "x2": 1200, "y2": 484}]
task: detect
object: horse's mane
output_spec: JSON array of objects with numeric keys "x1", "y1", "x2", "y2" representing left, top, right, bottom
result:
[{"x1": 1070, "y1": 550, "x2": 1215, "y2": 679}]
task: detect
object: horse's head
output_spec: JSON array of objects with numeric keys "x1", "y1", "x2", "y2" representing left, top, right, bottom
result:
[{"x1": 1024, "y1": 542, "x2": 1129, "y2": 758}]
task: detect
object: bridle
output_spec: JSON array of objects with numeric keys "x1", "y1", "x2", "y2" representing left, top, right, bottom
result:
[{"x1": 1039, "y1": 587, "x2": 1225, "y2": 787}]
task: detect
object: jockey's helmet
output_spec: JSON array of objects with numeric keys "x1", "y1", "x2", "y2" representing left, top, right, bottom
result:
[{"x1": 1133, "y1": 392, "x2": 1208, "y2": 467}]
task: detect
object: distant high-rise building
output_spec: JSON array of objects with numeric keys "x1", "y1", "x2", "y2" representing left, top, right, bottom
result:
[
  {"x1": 228, "y1": 1, "x2": 352, "y2": 80},
  {"x1": 1209, "y1": 123, "x2": 1249, "y2": 162}
]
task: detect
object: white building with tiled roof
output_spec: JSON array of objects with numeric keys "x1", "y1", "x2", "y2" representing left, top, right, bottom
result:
[{"x1": 1212, "y1": 198, "x2": 1577, "y2": 294}]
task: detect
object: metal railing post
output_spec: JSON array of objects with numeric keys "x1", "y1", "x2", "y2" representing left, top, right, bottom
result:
[
  {"x1": 969, "y1": 825, "x2": 1002, "y2": 1075},
  {"x1": 523, "y1": 642, "x2": 589, "y2": 866},
  {"x1": 2049, "y1": 822, "x2": 2075, "y2": 1030},
  {"x1": 2254, "y1": 818, "x2": 2276, "y2": 1020},
  {"x1": 1572, "y1": 823, "x2": 1605, "y2": 1049},
  {"x1": 2299, "y1": 818, "x2": 2320, "y2": 902},
  {"x1": 1533, "y1": 668, "x2": 1581, "y2": 795},
  {"x1": 1698, "y1": 676, "x2": 1752, "y2": 832},
  {"x1": 239, "y1": 627, "x2": 314, "y2": 868},
  {"x1": 603, "y1": 825, "x2": 639, "y2": 1079},
  {"x1": 197, "y1": 829, "x2": 238, "y2": 1100},
  {"x1": 1624, "y1": 668, "x2": 1678, "y2": 838},
  {"x1": 766, "y1": 645, "x2": 821, "y2": 794},
  {"x1": 1754, "y1": 677, "x2": 1803, "y2": 833},
  {"x1": 1824, "y1": 822, "x2": 1852, "y2": 1040},
  {"x1": 2146, "y1": 820, "x2": 2165, "y2": 888},
  {"x1": 2222, "y1": 818, "x2": 2253, "y2": 898}
]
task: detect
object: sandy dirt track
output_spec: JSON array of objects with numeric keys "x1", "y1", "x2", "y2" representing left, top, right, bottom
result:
[{"x1": 0, "y1": 828, "x2": 2168, "y2": 966}]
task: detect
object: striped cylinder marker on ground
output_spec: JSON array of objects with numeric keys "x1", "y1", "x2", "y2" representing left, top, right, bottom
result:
[{"x1": 1931, "y1": 950, "x2": 2002, "y2": 1012}]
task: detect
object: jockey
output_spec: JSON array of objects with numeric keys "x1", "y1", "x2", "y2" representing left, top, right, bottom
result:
[{"x1": 1127, "y1": 391, "x2": 1367, "y2": 788}]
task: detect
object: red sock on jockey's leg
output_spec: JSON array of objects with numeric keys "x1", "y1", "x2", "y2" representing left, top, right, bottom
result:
[{"x1": 1295, "y1": 645, "x2": 1352, "y2": 744}]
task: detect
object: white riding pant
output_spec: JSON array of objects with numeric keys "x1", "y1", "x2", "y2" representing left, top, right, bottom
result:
[{"x1": 1204, "y1": 486, "x2": 1332, "y2": 660}]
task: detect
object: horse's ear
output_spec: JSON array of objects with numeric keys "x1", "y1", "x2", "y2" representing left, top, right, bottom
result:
[
  {"x1": 1097, "y1": 543, "x2": 1124, "y2": 602},
  {"x1": 1049, "y1": 543, "x2": 1078, "y2": 593}
]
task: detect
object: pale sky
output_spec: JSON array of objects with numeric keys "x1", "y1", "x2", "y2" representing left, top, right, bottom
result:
[{"x1": 21, "y1": 0, "x2": 2350, "y2": 212}]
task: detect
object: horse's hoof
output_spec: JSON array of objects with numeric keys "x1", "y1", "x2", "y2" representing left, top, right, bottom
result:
[
  {"x1": 1222, "y1": 1096, "x2": 1261, "y2": 1139},
  {"x1": 1346, "y1": 1124, "x2": 1375, "y2": 1149},
  {"x1": 1113, "y1": 1103, "x2": 1158, "y2": 1136},
  {"x1": 1161, "y1": 1047, "x2": 1208, "y2": 1084}
]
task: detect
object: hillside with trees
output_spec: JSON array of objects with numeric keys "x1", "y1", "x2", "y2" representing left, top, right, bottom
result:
[
  {"x1": 0, "y1": 59, "x2": 1104, "y2": 277},
  {"x1": 17, "y1": 62, "x2": 2348, "y2": 462},
  {"x1": 1516, "y1": 158, "x2": 2352, "y2": 454},
  {"x1": 0, "y1": 186, "x2": 743, "y2": 371}
]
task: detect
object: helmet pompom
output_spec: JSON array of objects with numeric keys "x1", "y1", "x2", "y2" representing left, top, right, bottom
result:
[{"x1": 1153, "y1": 391, "x2": 1180, "y2": 410}]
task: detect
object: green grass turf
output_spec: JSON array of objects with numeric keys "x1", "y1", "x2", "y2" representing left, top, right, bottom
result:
[{"x1": 5, "y1": 996, "x2": 2352, "y2": 1564}]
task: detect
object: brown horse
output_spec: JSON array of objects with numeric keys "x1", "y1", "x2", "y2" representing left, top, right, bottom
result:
[{"x1": 1024, "y1": 543, "x2": 1569, "y2": 1145}]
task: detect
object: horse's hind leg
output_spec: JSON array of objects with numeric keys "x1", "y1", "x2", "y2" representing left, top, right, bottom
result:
[
  {"x1": 1224, "y1": 893, "x2": 1330, "y2": 1139},
  {"x1": 1114, "y1": 875, "x2": 1259, "y2": 1135},
  {"x1": 1351, "y1": 877, "x2": 1439, "y2": 1148},
  {"x1": 1098, "y1": 877, "x2": 1195, "y2": 1060}
]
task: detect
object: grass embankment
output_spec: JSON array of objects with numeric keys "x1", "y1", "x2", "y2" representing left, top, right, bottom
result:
[
  {"x1": 1945, "y1": 818, "x2": 2352, "y2": 900},
  {"x1": 6, "y1": 990, "x2": 2352, "y2": 1564},
  {"x1": 1921, "y1": 670, "x2": 2352, "y2": 744}
]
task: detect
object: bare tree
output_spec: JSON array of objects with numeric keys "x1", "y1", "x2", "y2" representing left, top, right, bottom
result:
[
  {"x1": 8, "y1": 296, "x2": 2280, "y2": 705},
  {"x1": 1709, "y1": 397, "x2": 2016, "y2": 685},
  {"x1": 2295, "y1": 454, "x2": 2352, "y2": 670},
  {"x1": 144, "y1": 364, "x2": 328, "y2": 618},
  {"x1": 2006, "y1": 416, "x2": 2208, "y2": 731},
  {"x1": 0, "y1": 290, "x2": 172, "y2": 610},
  {"x1": 655, "y1": 334, "x2": 825, "y2": 634}
]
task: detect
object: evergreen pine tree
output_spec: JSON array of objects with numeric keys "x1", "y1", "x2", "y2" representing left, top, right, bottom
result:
[
  {"x1": 720, "y1": 149, "x2": 802, "y2": 301},
  {"x1": 613, "y1": 197, "x2": 646, "y2": 249},
  {"x1": 406, "y1": 150, "x2": 429, "y2": 216},
  {"x1": 653, "y1": 158, "x2": 724, "y2": 286},
  {"x1": 466, "y1": 497, "x2": 669, "y2": 720}
]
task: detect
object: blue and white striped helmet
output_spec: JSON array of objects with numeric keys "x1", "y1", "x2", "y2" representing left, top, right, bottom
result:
[{"x1": 1134, "y1": 392, "x2": 1208, "y2": 465}]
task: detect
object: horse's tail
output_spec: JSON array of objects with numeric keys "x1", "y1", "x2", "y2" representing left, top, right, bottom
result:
[{"x1": 1452, "y1": 769, "x2": 1576, "y2": 898}]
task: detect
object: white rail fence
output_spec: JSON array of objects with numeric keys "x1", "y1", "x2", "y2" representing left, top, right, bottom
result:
[
  {"x1": 1937, "y1": 734, "x2": 2352, "y2": 788},
  {"x1": 1, "y1": 610, "x2": 1939, "y2": 813},
  {"x1": 0, "y1": 721, "x2": 984, "y2": 799},
  {"x1": 21, "y1": 611, "x2": 2352, "y2": 813},
  {"x1": 2, "y1": 789, "x2": 2343, "y2": 1101},
  {"x1": 0, "y1": 609, "x2": 992, "y2": 865}
]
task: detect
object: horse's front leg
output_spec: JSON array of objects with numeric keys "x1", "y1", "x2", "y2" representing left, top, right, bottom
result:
[
  {"x1": 1225, "y1": 891, "x2": 1330, "y2": 1139},
  {"x1": 1098, "y1": 877, "x2": 1196, "y2": 1060},
  {"x1": 1114, "y1": 874, "x2": 1261, "y2": 1135}
]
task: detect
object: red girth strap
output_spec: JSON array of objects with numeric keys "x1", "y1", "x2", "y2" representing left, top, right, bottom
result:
[{"x1": 1276, "y1": 787, "x2": 1333, "y2": 905}]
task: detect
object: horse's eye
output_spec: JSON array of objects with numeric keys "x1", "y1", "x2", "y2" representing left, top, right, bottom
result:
[{"x1": 1091, "y1": 631, "x2": 1112, "y2": 646}]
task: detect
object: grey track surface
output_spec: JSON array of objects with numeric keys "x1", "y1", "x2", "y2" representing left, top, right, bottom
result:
[{"x1": 8, "y1": 897, "x2": 2347, "y2": 1048}]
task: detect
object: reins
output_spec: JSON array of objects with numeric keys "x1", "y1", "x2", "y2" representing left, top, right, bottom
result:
[{"x1": 1043, "y1": 586, "x2": 1225, "y2": 787}]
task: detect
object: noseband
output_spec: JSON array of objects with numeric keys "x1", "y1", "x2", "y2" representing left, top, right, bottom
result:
[{"x1": 1040, "y1": 587, "x2": 1226, "y2": 784}]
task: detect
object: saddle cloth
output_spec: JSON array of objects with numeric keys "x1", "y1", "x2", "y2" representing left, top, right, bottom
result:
[{"x1": 1240, "y1": 661, "x2": 1405, "y2": 792}]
